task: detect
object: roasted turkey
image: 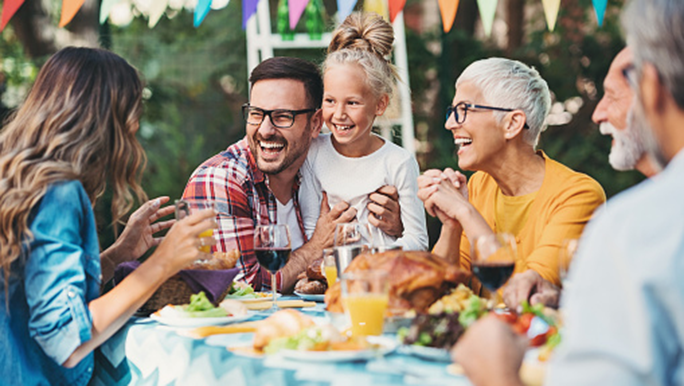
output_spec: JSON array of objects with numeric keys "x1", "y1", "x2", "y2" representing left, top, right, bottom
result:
[{"x1": 324, "y1": 250, "x2": 471, "y2": 315}]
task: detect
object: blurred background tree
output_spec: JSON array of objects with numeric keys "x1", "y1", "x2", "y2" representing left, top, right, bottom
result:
[{"x1": 0, "y1": 0, "x2": 635, "y2": 249}]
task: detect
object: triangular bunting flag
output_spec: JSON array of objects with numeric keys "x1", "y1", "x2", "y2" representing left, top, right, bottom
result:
[
  {"x1": 364, "y1": 0, "x2": 388, "y2": 21},
  {"x1": 476, "y1": 0, "x2": 497, "y2": 37},
  {"x1": 99, "y1": 0, "x2": 120, "y2": 24},
  {"x1": 437, "y1": 0, "x2": 460, "y2": 33},
  {"x1": 148, "y1": 0, "x2": 169, "y2": 28},
  {"x1": 0, "y1": 0, "x2": 25, "y2": 31},
  {"x1": 592, "y1": 0, "x2": 607, "y2": 27},
  {"x1": 336, "y1": 0, "x2": 357, "y2": 23},
  {"x1": 59, "y1": 0, "x2": 86, "y2": 27},
  {"x1": 243, "y1": 0, "x2": 259, "y2": 28},
  {"x1": 541, "y1": 0, "x2": 561, "y2": 32},
  {"x1": 211, "y1": 0, "x2": 230, "y2": 9},
  {"x1": 387, "y1": 0, "x2": 405, "y2": 23},
  {"x1": 289, "y1": 0, "x2": 309, "y2": 30},
  {"x1": 194, "y1": 0, "x2": 212, "y2": 27}
]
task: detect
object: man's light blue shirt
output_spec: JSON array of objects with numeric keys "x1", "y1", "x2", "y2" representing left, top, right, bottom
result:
[
  {"x1": 547, "y1": 150, "x2": 684, "y2": 385},
  {"x1": 0, "y1": 181, "x2": 101, "y2": 385}
]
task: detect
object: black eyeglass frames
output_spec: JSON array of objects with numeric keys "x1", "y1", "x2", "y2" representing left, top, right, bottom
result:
[
  {"x1": 446, "y1": 102, "x2": 529, "y2": 129},
  {"x1": 242, "y1": 104, "x2": 316, "y2": 129}
]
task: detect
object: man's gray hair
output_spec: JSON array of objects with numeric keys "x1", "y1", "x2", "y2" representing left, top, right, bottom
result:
[
  {"x1": 623, "y1": 0, "x2": 684, "y2": 109},
  {"x1": 456, "y1": 58, "x2": 551, "y2": 148}
]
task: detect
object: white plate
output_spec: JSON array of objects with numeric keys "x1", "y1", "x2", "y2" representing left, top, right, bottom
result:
[
  {"x1": 294, "y1": 291, "x2": 325, "y2": 302},
  {"x1": 150, "y1": 312, "x2": 252, "y2": 328},
  {"x1": 401, "y1": 344, "x2": 452, "y2": 362},
  {"x1": 225, "y1": 292, "x2": 282, "y2": 303},
  {"x1": 277, "y1": 336, "x2": 397, "y2": 362}
]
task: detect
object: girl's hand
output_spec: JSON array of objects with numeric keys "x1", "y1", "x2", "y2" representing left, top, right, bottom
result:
[
  {"x1": 367, "y1": 185, "x2": 403, "y2": 237},
  {"x1": 149, "y1": 209, "x2": 218, "y2": 273}
]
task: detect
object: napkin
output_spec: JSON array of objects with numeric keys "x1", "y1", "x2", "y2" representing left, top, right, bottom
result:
[{"x1": 114, "y1": 261, "x2": 239, "y2": 304}]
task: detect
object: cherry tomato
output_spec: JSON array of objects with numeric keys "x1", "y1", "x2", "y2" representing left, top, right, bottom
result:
[
  {"x1": 513, "y1": 313, "x2": 534, "y2": 335},
  {"x1": 493, "y1": 311, "x2": 518, "y2": 325}
]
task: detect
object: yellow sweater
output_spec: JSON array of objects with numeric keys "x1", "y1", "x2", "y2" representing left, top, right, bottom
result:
[{"x1": 460, "y1": 151, "x2": 606, "y2": 287}]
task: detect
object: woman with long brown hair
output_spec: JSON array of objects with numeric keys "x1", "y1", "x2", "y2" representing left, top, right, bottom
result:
[{"x1": 0, "y1": 47, "x2": 216, "y2": 385}]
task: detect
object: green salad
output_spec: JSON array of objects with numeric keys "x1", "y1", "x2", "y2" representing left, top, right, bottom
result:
[{"x1": 176, "y1": 292, "x2": 227, "y2": 318}]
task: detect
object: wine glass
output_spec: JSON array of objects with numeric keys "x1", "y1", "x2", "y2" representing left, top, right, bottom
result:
[
  {"x1": 471, "y1": 233, "x2": 517, "y2": 306},
  {"x1": 558, "y1": 238, "x2": 579, "y2": 289},
  {"x1": 253, "y1": 224, "x2": 291, "y2": 312},
  {"x1": 333, "y1": 222, "x2": 373, "y2": 274}
]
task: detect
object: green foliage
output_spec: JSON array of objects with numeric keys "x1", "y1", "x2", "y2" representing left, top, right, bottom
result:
[{"x1": 110, "y1": 7, "x2": 248, "y2": 201}]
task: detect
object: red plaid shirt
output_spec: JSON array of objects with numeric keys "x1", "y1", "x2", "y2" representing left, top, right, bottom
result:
[{"x1": 182, "y1": 138, "x2": 307, "y2": 291}]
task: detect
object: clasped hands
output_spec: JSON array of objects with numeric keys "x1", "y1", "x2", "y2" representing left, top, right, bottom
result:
[{"x1": 418, "y1": 168, "x2": 469, "y2": 224}]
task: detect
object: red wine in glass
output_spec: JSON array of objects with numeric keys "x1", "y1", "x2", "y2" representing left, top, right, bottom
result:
[
  {"x1": 254, "y1": 248, "x2": 291, "y2": 274},
  {"x1": 254, "y1": 224, "x2": 291, "y2": 312},
  {"x1": 472, "y1": 233, "x2": 517, "y2": 301},
  {"x1": 472, "y1": 262, "x2": 515, "y2": 292}
]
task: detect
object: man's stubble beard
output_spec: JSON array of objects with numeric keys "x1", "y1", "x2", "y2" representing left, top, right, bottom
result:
[{"x1": 250, "y1": 121, "x2": 314, "y2": 176}]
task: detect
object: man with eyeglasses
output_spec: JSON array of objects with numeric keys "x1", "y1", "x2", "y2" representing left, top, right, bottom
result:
[
  {"x1": 182, "y1": 57, "x2": 403, "y2": 292},
  {"x1": 451, "y1": 1, "x2": 684, "y2": 385}
]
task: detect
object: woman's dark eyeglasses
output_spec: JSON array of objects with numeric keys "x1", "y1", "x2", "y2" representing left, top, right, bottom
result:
[
  {"x1": 242, "y1": 104, "x2": 316, "y2": 129},
  {"x1": 446, "y1": 102, "x2": 529, "y2": 129}
]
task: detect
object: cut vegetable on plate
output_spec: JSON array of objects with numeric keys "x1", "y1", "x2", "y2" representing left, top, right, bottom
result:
[
  {"x1": 151, "y1": 292, "x2": 251, "y2": 327},
  {"x1": 224, "y1": 282, "x2": 280, "y2": 302}
]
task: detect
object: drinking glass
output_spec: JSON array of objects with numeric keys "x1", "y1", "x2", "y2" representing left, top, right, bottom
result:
[
  {"x1": 558, "y1": 239, "x2": 579, "y2": 289},
  {"x1": 175, "y1": 199, "x2": 218, "y2": 261},
  {"x1": 253, "y1": 224, "x2": 291, "y2": 312},
  {"x1": 341, "y1": 270, "x2": 389, "y2": 337},
  {"x1": 471, "y1": 233, "x2": 517, "y2": 303},
  {"x1": 333, "y1": 222, "x2": 373, "y2": 274},
  {"x1": 321, "y1": 248, "x2": 338, "y2": 286}
]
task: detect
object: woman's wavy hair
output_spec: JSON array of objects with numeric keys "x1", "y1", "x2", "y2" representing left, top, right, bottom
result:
[{"x1": 0, "y1": 47, "x2": 147, "y2": 289}]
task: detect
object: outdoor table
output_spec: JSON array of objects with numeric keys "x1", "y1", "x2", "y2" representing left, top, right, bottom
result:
[{"x1": 91, "y1": 297, "x2": 471, "y2": 386}]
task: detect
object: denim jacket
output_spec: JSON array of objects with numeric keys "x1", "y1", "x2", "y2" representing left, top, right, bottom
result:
[{"x1": 0, "y1": 180, "x2": 101, "y2": 386}]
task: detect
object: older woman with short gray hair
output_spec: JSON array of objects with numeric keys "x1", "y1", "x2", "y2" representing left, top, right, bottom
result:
[{"x1": 418, "y1": 57, "x2": 606, "y2": 308}]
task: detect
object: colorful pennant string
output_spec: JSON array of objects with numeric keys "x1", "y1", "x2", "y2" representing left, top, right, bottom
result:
[
  {"x1": 243, "y1": 0, "x2": 259, "y2": 28},
  {"x1": 592, "y1": 0, "x2": 607, "y2": 27},
  {"x1": 148, "y1": 0, "x2": 169, "y2": 28},
  {"x1": 541, "y1": 0, "x2": 561, "y2": 32},
  {"x1": 99, "y1": 0, "x2": 120, "y2": 24},
  {"x1": 387, "y1": 0, "x2": 405, "y2": 23},
  {"x1": 336, "y1": 0, "x2": 357, "y2": 23},
  {"x1": 289, "y1": 0, "x2": 309, "y2": 29},
  {"x1": 59, "y1": 0, "x2": 85, "y2": 27},
  {"x1": 194, "y1": 0, "x2": 212, "y2": 27},
  {"x1": 364, "y1": 0, "x2": 388, "y2": 20},
  {"x1": 476, "y1": 0, "x2": 497, "y2": 37},
  {"x1": 438, "y1": 0, "x2": 460, "y2": 33},
  {"x1": 0, "y1": 0, "x2": 25, "y2": 31}
]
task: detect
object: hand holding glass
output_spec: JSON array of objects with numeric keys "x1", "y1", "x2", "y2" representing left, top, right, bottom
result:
[
  {"x1": 254, "y1": 224, "x2": 291, "y2": 312},
  {"x1": 175, "y1": 199, "x2": 217, "y2": 260}
]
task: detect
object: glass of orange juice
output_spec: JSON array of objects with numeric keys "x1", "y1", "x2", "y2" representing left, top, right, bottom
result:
[
  {"x1": 341, "y1": 270, "x2": 389, "y2": 337},
  {"x1": 322, "y1": 248, "x2": 337, "y2": 286},
  {"x1": 175, "y1": 199, "x2": 218, "y2": 257}
]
